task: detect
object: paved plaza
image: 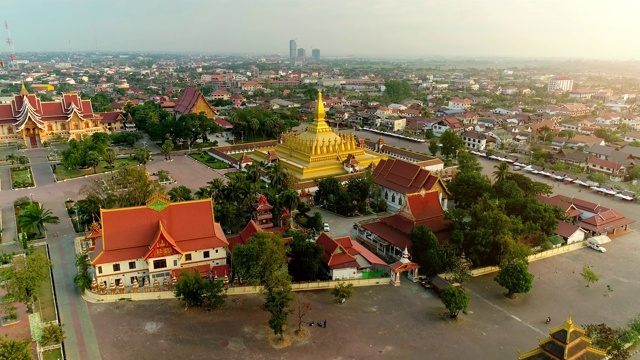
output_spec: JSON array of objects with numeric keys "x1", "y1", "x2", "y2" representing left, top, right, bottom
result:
[{"x1": 2, "y1": 136, "x2": 640, "y2": 359}]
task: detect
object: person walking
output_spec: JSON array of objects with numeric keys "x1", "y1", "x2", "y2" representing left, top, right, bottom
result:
[{"x1": 324, "y1": 320, "x2": 327, "y2": 328}]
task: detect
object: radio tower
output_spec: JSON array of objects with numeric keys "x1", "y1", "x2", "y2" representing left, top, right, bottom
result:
[{"x1": 5, "y1": 20, "x2": 16, "y2": 70}]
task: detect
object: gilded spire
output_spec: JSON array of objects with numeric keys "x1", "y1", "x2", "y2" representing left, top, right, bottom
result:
[
  {"x1": 314, "y1": 91, "x2": 326, "y2": 120},
  {"x1": 20, "y1": 82, "x2": 29, "y2": 96}
]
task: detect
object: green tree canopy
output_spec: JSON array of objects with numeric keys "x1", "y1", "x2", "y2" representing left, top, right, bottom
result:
[
  {"x1": 494, "y1": 261, "x2": 534, "y2": 298},
  {"x1": 0, "y1": 249, "x2": 52, "y2": 312},
  {"x1": 439, "y1": 130, "x2": 464, "y2": 160},
  {"x1": 409, "y1": 225, "x2": 449, "y2": 277},
  {"x1": 439, "y1": 286, "x2": 470, "y2": 318},
  {"x1": 286, "y1": 231, "x2": 324, "y2": 282},
  {"x1": 384, "y1": 80, "x2": 413, "y2": 102},
  {"x1": 16, "y1": 203, "x2": 60, "y2": 236},
  {"x1": 232, "y1": 232, "x2": 288, "y2": 286}
]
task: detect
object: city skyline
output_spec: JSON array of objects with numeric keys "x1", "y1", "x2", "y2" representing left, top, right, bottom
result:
[{"x1": 3, "y1": 0, "x2": 640, "y2": 60}]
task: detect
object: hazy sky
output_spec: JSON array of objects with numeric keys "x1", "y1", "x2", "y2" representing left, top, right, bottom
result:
[{"x1": 5, "y1": 0, "x2": 640, "y2": 59}]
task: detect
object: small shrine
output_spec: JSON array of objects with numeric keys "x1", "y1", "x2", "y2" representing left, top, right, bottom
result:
[
  {"x1": 388, "y1": 247, "x2": 420, "y2": 286},
  {"x1": 518, "y1": 317, "x2": 607, "y2": 359},
  {"x1": 253, "y1": 194, "x2": 274, "y2": 229}
]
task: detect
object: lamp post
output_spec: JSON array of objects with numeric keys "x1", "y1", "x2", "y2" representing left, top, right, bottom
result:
[{"x1": 29, "y1": 193, "x2": 33, "y2": 203}]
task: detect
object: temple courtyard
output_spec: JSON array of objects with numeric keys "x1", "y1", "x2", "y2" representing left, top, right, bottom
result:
[{"x1": 87, "y1": 232, "x2": 640, "y2": 360}]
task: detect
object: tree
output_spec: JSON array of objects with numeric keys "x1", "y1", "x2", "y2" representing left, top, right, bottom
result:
[
  {"x1": 16, "y1": 203, "x2": 60, "y2": 236},
  {"x1": 583, "y1": 323, "x2": 629, "y2": 360},
  {"x1": 428, "y1": 139, "x2": 439, "y2": 156},
  {"x1": 287, "y1": 232, "x2": 324, "y2": 282},
  {"x1": 174, "y1": 269, "x2": 207, "y2": 309},
  {"x1": 0, "y1": 335, "x2": 33, "y2": 360},
  {"x1": 439, "y1": 286, "x2": 470, "y2": 318},
  {"x1": 449, "y1": 257, "x2": 472, "y2": 285},
  {"x1": 0, "y1": 250, "x2": 52, "y2": 313},
  {"x1": 267, "y1": 161, "x2": 289, "y2": 193},
  {"x1": 331, "y1": 281, "x2": 355, "y2": 304},
  {"x1": 5, "y1": 153, "x2": 17, "y2": 165},
  {"x1": 456, "y1": 151, "x2": 482, "y2": 173},
  {"x1": 134, "y1": 147, "x2": 151, "y2": 165},
  {"x1": 103, "y1": 148, "x2": 116, "y2": 168},
  {"x1": 439, "y1": 130, "x2": 464, "y2": 160},
  {"x1": 279, "y1": 189, "x2": 300, "y2": 217},
  {"x1": 232, "y1": 232, "x2": 288, "y2": 286},
  {"x1": 587, "y1": 172, "x2": 608, "y2": 186},
  {"x1": 168, "y1": 185, "x2": 193, "y2": 202},
  {"x1": 38, "y1": 324, "x2": 65, "y2": 347},
  {"x1": 294, "y1": 297, "x2": 312, "y2": 333},
  {"x1": 493, "y1": 161, "x2": 510, "y2": 182},
  {"x1": 409, "y1": 225, "x2": 448, "y2": 277},
  {"x1": 581, "y1": 265, "x2": 599, "y2": 287},
  {"x1": 86, "y1": 151, "x2": 100, "y2": 174},
  {"x1": 494, "y1": 261, "x2": 534, "y2": 298},
  {"x1": 203, "y1": 278, "x2": 227, "y2": 310},
  {"x1": 384, "y1": 80, "x2": 413, "y2": 102},
  {"x1": 79, "y1": 165, "x2": 165, "y2": 208},
  {"x1": 628, "y1": 165, "x2": 640, "y2": 180},
  {"x1": 448, "y1": 171, "x2": 492, "y2": 210},
  {"x1": 161, "y1": 140, "x2": 174, "y2": 161},
  {"x1": 264, "y1": 269, "x2": 293, "y2": 341},
  {"x1": 73, "y1": 254, "x2": 92, "y2": 292}
]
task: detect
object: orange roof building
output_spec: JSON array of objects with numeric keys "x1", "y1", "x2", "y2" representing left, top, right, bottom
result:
[
  {"x1": 315, "y1": 233, "x2": 387, "y2": 280},
  {"x1": 90, "y1": 194, "x2": 229, "y2": 288},
  {"x1": 519, "y1": 317, "x2": 607, "y2": 359},
  {"x1": 359, "y1": 191, "x2": 450, "y2": 261},
  {"x1": 0, "y1": 84, "x2": 110, "y2": 148},
  {"x1": 372, "y1": 158, "x2": 450, "y2": 211}
]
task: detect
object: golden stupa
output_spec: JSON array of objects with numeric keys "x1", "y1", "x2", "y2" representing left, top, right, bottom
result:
[{"x1": 255, "y1": 92, "x2": 386, "y2": 181}]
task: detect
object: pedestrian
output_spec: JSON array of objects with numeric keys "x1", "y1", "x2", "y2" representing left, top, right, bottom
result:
[{"x1": 324, "y1": 320, "x2": 327, "y2": 328}]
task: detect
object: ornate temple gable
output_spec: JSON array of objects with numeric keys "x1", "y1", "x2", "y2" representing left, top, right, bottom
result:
[
  {"x1": 15, "y1": 97, "x2": 45, "y2": 131},
  {"x1": 255, "y1": 194, "x2": 273, "y2": 211},
  {"x1": 144, "y1": 222, "x2": 183, "y2": 260}
]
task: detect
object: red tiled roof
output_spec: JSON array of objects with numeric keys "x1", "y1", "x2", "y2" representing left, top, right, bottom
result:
[
  {"x1": 554, "y1": 221, "x2": 582, "y2": 239},
  {"x1": 578, "y1": 209, "x2": 634, "y2": 233},
  {"x1": 215, "y1": 118, "x2": 232, "y2": 127},
  {"x1": 91, "y1": 199, "x2": 228, "y2": 265},
  {"x1": 227, "y1": 220, "x2": 261, "y2": 251},
  {"x1": 550, "y1": 195, "x2": 608, "y2": 213},
  {"x1": 373, "y1": 159, "x2": 448, "y2": 195},
  {"x1": 98, "y1": 112, "x2": 124, "y2": 124},
  {"x1": 536, "y1": 195, "x2": 583, "y2": 218},
  {"x1": 0, "y1": 93, "x2": 100, "y2": 123},
  {"x1": 588, "y1": 157, "x2": 625, "y2": 170},
  {"x1": 174, "y1": 86, "x2": 215, "y2": 115}
]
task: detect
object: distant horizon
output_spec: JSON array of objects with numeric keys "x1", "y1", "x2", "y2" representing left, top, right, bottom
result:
[{"x1": 4, "y1": 0, "x2": 640, "y2": 61}]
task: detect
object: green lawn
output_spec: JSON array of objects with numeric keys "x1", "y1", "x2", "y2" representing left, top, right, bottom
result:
[
  {"x1": 42, "y1": 348, "x2": 62, "y2": 360},
  {"x1": 10, "y1": 166, "x2": 34, "y2": 188},
  {"x1": 53, "y1": 158, "x2": 138, "y2": 180},
  {"x1": 190, "y1": 153, "x2": 229, "y2": 169},
  {"x1": 34, "y1": 246, "x2": 57, "y2": 323}
]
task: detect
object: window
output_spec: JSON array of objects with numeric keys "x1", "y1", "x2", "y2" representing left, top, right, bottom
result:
[
  {"x1": 185, "y1": 254, "x2": 192, "y2": 261},
  {"x1": 153, "y1": 259, "x2": 167, "y2": 269},
  {"x1": 203, "y1": 251, "x2": 210, "y2": 259},
  {"x1": 128, "y1": 261, "x2": 136, "y2": 270},
  {"x1": 113, "y1": 263, "x2": 120, "y2": 272},
  {"x1": 215, "y1": 249, "x2": 219, "y2": 253},
  {"x1": 61, "y1": 124, "x2": 66, "y2": 131},
  {"x1": 47, "y1": 124, "x2": 53, "y2": 131},
  {"x1": 130, "y1": 277, "x2": 136, "y2": 285},
  {"x1": 97, "y1": 266, "x2": 102, "y2": 274},
  {"x1": 7, "y1": 127, "x2": 13, "y2": 134},
  {"x1": 173, "y1": 260, "x2": 178, "y2": 267}
]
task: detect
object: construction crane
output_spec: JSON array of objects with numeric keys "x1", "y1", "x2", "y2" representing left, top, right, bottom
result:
[{"x1": 5, "y1": 20, "x2": 16, "y2": 70}]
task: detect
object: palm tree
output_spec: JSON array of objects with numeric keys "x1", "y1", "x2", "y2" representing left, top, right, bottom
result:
[
  {"x1": 207, "y1": 178, "x2": 226, "y2": 203},
  {"x1": 5, "y1": 153, "x2": 17, "y2": 165},
  {"x1": 195, "y1": 186, "x2": 213, "y2": 199},
  {"x1": 493, "y1": 161, "x2": 510, "y2": 183},
  {"x1": 17, "y1": 203, "x2": 60, "y2": 236},
  {"x1": 245, "y1": 162, "x2": 261, "y2": 183},
  {"x1": 267, "y1": 162, "x2": 289, "y2": 193},
  {"x1": 279, "y1": 189, "x2": 300, "y2": 216}
]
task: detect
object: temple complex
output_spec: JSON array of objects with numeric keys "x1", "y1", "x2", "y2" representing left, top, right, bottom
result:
[
  {"x1": 0, "y1": 84, "x2": 106, "y2": 147},
  {"x1": 518, "y1": 317, "x2": 607, "y2": 359},
  {"x1": 255, "y1": 92, "x2": 386, "y2": 181}
]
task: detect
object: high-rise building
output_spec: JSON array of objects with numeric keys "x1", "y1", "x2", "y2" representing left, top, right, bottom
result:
[
  {"x1": 547, "y1": 76, "x2": 573, "y2": 93},
  {"x1": 297, "y1": 48, "x2": 306, "y2": 58},
  {"x1": 289, "y1": 40, "x2": 297, "y2": 60},
  {"x1": 312, "y1": 48, "x2": 320, "y2": 59}
]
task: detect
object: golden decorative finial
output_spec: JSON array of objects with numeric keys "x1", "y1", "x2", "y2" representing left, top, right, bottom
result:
[
  {"x1": 313, "y1": 91, "x2": 325, "y2": 120},
  {"x1": 20, "y1": 82, "x2": 29, "y2": 96}
]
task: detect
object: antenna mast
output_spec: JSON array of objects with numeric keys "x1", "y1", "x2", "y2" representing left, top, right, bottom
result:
[{"x1": 5, "y1": 20, "x2": 16, "y2": 70}]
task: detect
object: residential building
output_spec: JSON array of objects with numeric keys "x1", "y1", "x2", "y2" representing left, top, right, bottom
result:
[
  {"x1": 432, "y1": 117, "x2": 464, "y2": 137},
  {"x1": 461, "y1": 130, "x2": 488, "y2": 151},
  {"x1": 90, "y1": 195, "x2": 229, "y2": 288},
  {"x1": 588, "y1": 157, "x2": 626, "y2": 180},
  {"x1": 547, "y1": 76, "x2": 574, "y2": 92},
  {"x1": 558, "y1": 103, "x2": 590, "y2": 117},
  {"x1": 372, "y1": 158, "x2": 450, "y2": 211},
  {"x1": 447, "y1": 97, "x2": 472, "y2": 110},
  {"x1": 623, "y1": 131, "x2": 640, "y2": 143}
]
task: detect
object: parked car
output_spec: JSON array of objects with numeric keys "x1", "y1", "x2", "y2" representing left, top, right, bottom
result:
[
  {"x1": 588, "y1": 243, "x2": 606, "y2": 253},
  {"x1": 323, "y1": 223, "x2": 330, "y2": 232}
]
